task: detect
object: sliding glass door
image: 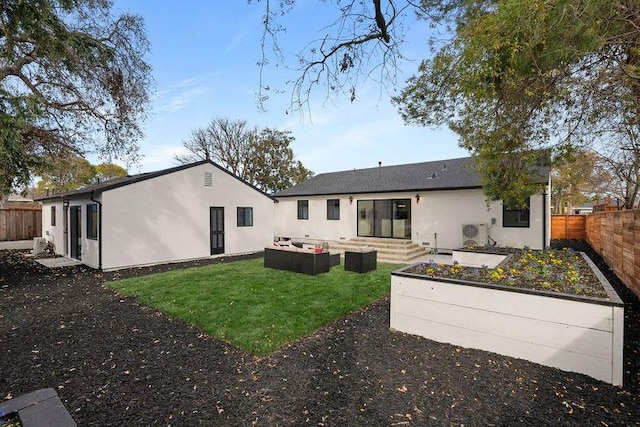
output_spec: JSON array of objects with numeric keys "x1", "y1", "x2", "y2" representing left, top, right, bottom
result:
[
  {"x1": 392, "y1": 200, "x2": 411, "y2": 238},
  {"x1": 357, "y1": 199, "x2": 411, "y2": 239},
  {"x1": 358, "y1": 200, "x2": 375, "y2": 236}
]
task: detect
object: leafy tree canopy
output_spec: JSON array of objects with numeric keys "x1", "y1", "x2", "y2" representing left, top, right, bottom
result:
[
  {"x1": 255, "y1": 1, "x2": 640, "y2": 206},
  {"x1": 551, "y1": 149, "x2": 613, "y2": 214},
  {"x1": 34, "y1": 154, "x2": 128, "y2": 195},
  {"x1": 176, "y1": 117, "x2": 313, "y2": 194},
  {"x1": 1, "y1": 0, "x2": 152, "y2": 194},
  {"x1": 94, "y1": 162, "x2": 128, "y2": 183},
  {"x1": 393, "y1": 0, "x2": 640, "y2": 206}
]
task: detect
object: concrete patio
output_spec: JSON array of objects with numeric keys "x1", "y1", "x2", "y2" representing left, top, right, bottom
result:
[{"x1": 34, "y1": 257, "x2": 83, "y2": 268}]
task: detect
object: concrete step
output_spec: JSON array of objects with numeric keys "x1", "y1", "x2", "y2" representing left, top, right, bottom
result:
[
  {"x1": 326, "y1": 238, "x2": 429, "y2": 263},
  {"x1": 349, "y1": 237, "x2": 415, "y2": 246},
  {"x1": 329, "y1": 245, "x2": 425, "y2": 256},
  {"x1": 331, "y1": 240, "x2": 415, "y2": 250}
]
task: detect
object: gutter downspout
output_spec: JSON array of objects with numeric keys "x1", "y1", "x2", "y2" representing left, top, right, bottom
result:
[
  {"x1": 542, "y1": 189, "x2": 547, "y2": 250},
  {"x1": 63, "y1": 199, "x2": 69, "y2": 256},
  {"x1": 90, "y1": 191, "x2": 102, "y2": 270}
]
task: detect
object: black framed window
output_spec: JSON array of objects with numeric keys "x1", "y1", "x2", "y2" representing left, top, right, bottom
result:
[
  {"x1": 327, "y1": 199, "x2": 340, "y2": 220},
  {"x1": 297, "y1": 200, "x2": 309, "y2": 220},
  {"x1": 357, "y1": 199, "x2": 411, "y2": 239},
  {"x1": 87, "y1": 203, "x2": 98, "y2": 239},
  {"x1": 503, "y1": 198, "x2": 530, "y2": 228},
  {"x1": 237, "y1": 207, "x2": 253, "y2": 227},
  {"x1": 51, "y1": 206, "x2": 56, "y2": 226}
]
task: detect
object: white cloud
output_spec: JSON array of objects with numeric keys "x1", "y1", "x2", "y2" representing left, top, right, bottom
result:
[
  {"x1": 158, "y1": 87, "x2": 210, "y2": 113},
  {"x1": 225, "y1": 33, "x2": 245, "y2": 54},
  {"x1": 152, "y1": 73, "x2": 221, "y2": 113}
]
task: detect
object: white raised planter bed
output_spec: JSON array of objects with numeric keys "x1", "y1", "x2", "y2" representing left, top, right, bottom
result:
[{"x1": 390, "y1": 253, "x2": 624, "y2": 385}]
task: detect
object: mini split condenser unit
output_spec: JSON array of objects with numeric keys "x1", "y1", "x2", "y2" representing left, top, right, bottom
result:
[
  {"x1": 33, "y1": 237, "x2": 47, "y2": 254},
  {"x1": 461, "y1": 224, "x2": 488, "y2": 247}
]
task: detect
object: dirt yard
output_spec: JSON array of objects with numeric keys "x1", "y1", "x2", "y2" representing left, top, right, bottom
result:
[{"x1": 0, "y1": 242, "x2": 638, "y2": 425}]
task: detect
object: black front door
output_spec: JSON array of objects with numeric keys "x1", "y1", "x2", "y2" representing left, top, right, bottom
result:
[
  {"x1": 210, "y1": 207, "x2": 225, "y2": 255},
  {"x1": 70, "y1": 206, "x2": 82, "y2": 259}
]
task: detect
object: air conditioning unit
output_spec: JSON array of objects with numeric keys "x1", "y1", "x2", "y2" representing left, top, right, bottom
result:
[
  {"x1": 33, "y1": 237, "x2": 47, "y2": 254},
  {"x1": 461, "y1": 224, "x2": 488, "y2": 247}
]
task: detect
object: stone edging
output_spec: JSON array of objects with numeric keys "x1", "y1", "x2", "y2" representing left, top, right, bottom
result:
[{"x1": 0, "y1": 388, "x2": 76, "y2": 427}]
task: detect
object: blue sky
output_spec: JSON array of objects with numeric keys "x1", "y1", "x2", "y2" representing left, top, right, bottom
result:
[{"x1": 107, "y1": 1, "x2": 467, "y2": 175}]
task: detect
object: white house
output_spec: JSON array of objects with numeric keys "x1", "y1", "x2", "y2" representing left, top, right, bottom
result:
[
  {"x1": 273, "y1": 157, "x2": 551, "y2": 252},
  {"x1": 36, "y1": 160, "x2": 275, "y2": 270},
  {"x1": 571, "y1": 202, "x2": 594, "y2": 215}
]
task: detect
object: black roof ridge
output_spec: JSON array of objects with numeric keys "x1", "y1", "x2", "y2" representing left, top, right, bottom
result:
[
  {"x1": 35, "y1": 159, "x2": 275, "y2": 201},
  {"x1": 312, "y1": 156, "x2": 473, "y2": 177},
  {"x1": 273, "y1": 155, "x2": 550, "y2": 198}
]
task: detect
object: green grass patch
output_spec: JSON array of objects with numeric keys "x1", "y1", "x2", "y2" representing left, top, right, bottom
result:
[{"x1": 107, "y1": 258, "x2": 400, "y2": 355}]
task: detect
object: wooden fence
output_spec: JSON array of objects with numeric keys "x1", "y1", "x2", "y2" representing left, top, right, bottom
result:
[
  {"x1": 0, "y1": 207, "x2": 42, "y2": 241},
  {"x1": 586, "y1": 209, "x2": 640, "y2": 298},
  {"x1": 551, "y1": 214, "x2": 586, "y2": 240}
]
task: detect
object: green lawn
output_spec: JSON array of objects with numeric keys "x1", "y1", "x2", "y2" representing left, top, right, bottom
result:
[{"x1": 107, "y1": 258, "x2": 400, "y2": 355}]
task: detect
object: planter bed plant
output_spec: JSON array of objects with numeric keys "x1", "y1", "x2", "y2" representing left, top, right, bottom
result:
[{"x1": 391, "y1": 247, "x2": 624, "y2": 385}]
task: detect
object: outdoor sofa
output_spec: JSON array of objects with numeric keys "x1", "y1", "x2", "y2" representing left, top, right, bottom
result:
[{"x1": 264, "y1": 244, "x2": 330, "y2": 275}]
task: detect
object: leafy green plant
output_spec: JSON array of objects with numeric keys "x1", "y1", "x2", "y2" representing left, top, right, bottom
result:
[{"x1": 407, "y1": 248, "x2": 606, "y2": 298}]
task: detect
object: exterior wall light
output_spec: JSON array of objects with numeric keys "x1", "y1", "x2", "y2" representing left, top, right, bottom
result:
[
  {"x1": 349, "y1": 195, "x2": 353, "y2": 204},
  {"x1": 415, "y1": 194, "x2": 421, "y2": 203}
]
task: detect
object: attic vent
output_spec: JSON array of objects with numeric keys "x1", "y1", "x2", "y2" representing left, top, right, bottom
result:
[
  {"x1": 204, "y1": 172, "x2": 213, "y2": 187},
  {"x1": 442, "y1": 164, "x2": 447, "y2": 171}
]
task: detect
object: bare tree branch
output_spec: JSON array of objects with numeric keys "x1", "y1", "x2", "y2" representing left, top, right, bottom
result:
[{"x1": 254, "y1": 0, "x2": 414, "y2": 113}]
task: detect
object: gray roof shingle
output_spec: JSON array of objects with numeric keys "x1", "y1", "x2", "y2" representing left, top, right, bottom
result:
[
  {"x1": 34, "y1": 161, "x2": 205, "y2": 201},
  {"x1": 35, "y1": 160, "x2": 275, "y2": 201},
  {"x1": 274, "y1": 156, "x2": 549, "y2": 197}
]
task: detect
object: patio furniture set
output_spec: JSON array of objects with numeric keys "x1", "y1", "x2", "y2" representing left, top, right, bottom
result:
[{"x1": 265, "y1": 241, "x2": 377, "y2": 275}]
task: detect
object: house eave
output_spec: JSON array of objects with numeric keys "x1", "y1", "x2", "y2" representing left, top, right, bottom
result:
[
  {"x1": 274, "y1": 185, "x2": 487, "y2": 198},
  {"x1": 34, "y1": 160, "x2": 278, "y2": 202}
]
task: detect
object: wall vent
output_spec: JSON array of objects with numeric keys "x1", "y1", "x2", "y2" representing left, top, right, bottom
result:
[{"x1": 204, "y1": 172, "x2": 213, "y2": 187}]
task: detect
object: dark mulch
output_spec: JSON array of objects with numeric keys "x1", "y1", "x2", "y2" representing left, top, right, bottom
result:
[{"x1": 1, "y1": 242, "x2": 639, "y2": 426}]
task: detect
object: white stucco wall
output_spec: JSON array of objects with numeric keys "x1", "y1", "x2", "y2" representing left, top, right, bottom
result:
[
  {"x1": 100, "y1": 163, "x2": 274, "y2": 270},
  {"x1": 41, "y1": 200, "x2": 64, "y2": 253},
  {"x1": 41, "y1": 196, "x2": 101, "y2": 268},
  {"x1": 274, "y1": 188, "x2": 549, "y2": 250},
  {"x1": 71, "y1": 196, "x2": 101, "y2": 269},
  {"x1": 415, "y1": 189, "x2": 547, "y2": 250},
  {"x1": 273, "y1": 195, "x2": 359, "y2": 242}
]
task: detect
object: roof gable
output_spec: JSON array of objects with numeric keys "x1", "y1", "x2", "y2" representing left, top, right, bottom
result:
[{"x1": 35, "y1": 160, "x2": 275, "y2": 201}]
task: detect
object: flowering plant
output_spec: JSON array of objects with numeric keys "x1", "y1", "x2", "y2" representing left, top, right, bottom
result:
[{"x1": 407, "y1": 247, "x2": 607, "y2": 298}]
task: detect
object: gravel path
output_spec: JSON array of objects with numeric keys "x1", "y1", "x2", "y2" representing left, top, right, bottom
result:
[{"x1": 0, "y1": 242, "x2": 638, "y2": 425}]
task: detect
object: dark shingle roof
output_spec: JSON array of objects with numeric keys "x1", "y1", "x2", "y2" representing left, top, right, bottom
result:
[
  {"x1": 274, "y1": 157, "x2": 479, "y2": 197},
  {"x1": 275, "y1": 156, "x2": 549, "y2": 197},
  {"x1": 34, "y1": 161, "x2": 207, "y2": 201},
  {"x1": 35, "y1": 160, "x2": 274, "y2": 201}
]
